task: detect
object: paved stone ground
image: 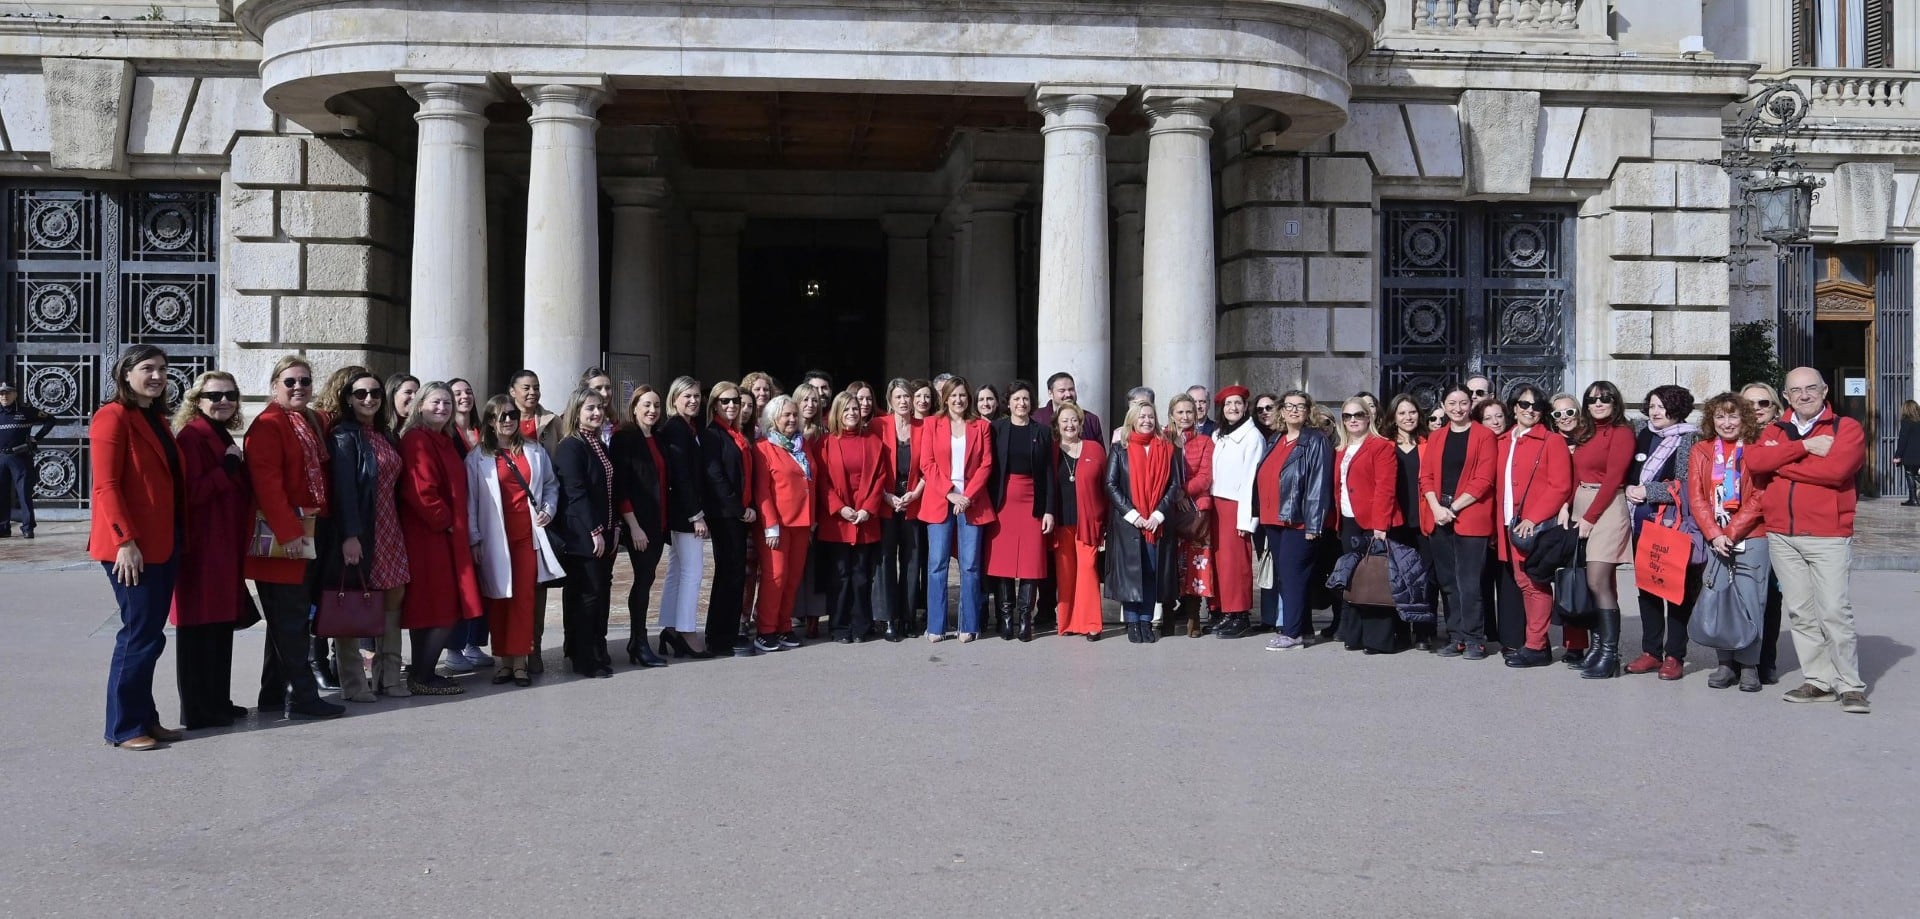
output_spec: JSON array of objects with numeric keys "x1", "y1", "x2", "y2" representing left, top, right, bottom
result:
[{"x1": 1, "y1": 555, "x2": 1916, "y2": 915}]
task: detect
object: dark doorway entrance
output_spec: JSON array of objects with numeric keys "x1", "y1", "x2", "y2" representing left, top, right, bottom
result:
[{"x1": 739, "y1": 220, "x2": 887, "y2": 393}]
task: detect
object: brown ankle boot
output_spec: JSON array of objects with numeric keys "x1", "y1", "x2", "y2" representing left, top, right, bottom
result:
[{"x1": 1186, "y1": 599, "x2": 1203, "y2": 637}]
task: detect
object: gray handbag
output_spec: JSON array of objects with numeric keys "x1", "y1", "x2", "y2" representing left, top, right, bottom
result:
[{"x1": 1688, "y1": 550, "x2": 1759, "y2": 651}]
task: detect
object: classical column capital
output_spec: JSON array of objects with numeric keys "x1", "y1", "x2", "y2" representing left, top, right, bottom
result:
[
  {"x1": 512, "y1": 74, "x2": 609, "y2": 125},
  {"x1": 400, "y1": 73, "x2": 498, "y2": 115},
  {"x1": 603, "y1": 176, "x2": 670, "y2": 210},
  {"x1": 1030, "y1": 85, "x2": 1125, "y2": 134},
  {"x1": 1141, "y1": 87, "x2": 1232, "y2": 136},
  {"x1": 959, "y1": 181, "x2": 1029, "y2": 215},
  {"x1": 880, "y1": 213, "x2": 936, "y2": 239},
  {"x1": 692, "y1": 211, "x2": 747, "y2": 237}
]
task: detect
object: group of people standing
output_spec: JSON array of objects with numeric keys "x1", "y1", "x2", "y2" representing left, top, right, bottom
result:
[{"x1": 88, "y1": 346, "x2": 1877, "y2": 750}]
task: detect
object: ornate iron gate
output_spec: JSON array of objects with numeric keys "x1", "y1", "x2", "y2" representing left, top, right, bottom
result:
[
  {"x1": 0, "y1": 183, "x2": 220, "y2": 508},
  {"x1": 1379, "y1": 203, "x2": 1575, "y2": 406},
  {"x1": 1876, "y1": 244, "x2": 1912, "y2": 497}
]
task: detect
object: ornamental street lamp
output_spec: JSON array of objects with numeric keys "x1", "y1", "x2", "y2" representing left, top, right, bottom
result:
[{"x1": 1708, "y1": 81, "x2": 1824, "y2": 260}]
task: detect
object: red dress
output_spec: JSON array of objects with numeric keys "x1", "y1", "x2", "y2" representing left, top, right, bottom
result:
[
  {"x1": 398, "y1": 428, "x2": 483, "y2": 629},
  {"x1": 1176, "y1": 432, "x2": 1216, "y2": 599},
  {"x1": 366, "y1": 433, "x2": 410, "y2": 590},
  {"x1": 486, "y1": 450, "x2": 538, "y2": 655}
]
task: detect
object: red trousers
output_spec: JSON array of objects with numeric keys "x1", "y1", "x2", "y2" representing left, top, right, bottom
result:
[
  {"x1": 1510, "y1": 551, "x2": 1554, "y2": 651},
  {"x1": 486, "y1": 537, "x2": 537, "y2": 656},
  {"x1": 756, "y1": 530, "x2": 810, "y2": 636},
  {"x1": 1052, "y1": 525, "x2": 1104, "y2": 636}
]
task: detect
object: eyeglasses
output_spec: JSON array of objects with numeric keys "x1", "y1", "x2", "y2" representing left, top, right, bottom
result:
[
  {"x1": 1340, "y1": 411, "x2": 1368, "y2": 421},
  {"x1": 1784, "y1": 385, "x2": 1823, "y2": 396},
  {"x1": 281, "y1": 376, "x2": 312, "y2": 389},
  {"x1": 1586, "y1": 394, "x2": 1614, "y2": 405},
  {"x1": 1550, "y1": 408, "x2": 1578, "y2": 420},
  {"x1": 200, "y1": 391, "x2": 239, "y2": 403},
  {"x1": 1745, "y1": 399, "x2": 1773, "y2": 409},
  {"x1": 1513, "y1": 400, "x2": 1538, "y2": 412},
  {"x1": 1281, "y1": 403, "x2": 1308, "y2": 412}
]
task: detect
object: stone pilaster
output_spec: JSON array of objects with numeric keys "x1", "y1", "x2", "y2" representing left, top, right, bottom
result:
[
  {"x1": 515, "y1": 75, "x2": 608, "y2": 394},
  {"x1": 401, "y1": 74, "x2": 495, "y2": 384},
  {"x1": 1033, "y1": 86, "x2": 1123, "y2": 418},
  {"x1": 951, "y1": 182, "x2": 1027, "y2": 390},
  {"x1": 605, "y1": 176, "x2": 670, "y2": 387},
  {"x1": 881, "y1": 213, "x2": 936, "y2": 381}
]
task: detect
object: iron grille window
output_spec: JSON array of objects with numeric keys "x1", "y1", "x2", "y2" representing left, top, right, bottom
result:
[{"x1": 0, "y1": 183, "x2": 220, "y2": 508}]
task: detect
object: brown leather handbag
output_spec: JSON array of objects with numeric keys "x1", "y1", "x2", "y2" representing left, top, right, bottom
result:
[{"x1": 315, "y1": 569, "x2": 383, "y2": 638}]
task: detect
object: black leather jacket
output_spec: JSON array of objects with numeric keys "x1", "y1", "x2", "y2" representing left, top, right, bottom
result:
[
  {"x1": 1258, "y1": 426, "x2": 1332, "y2": 537},
  {"x1": 321, "y1": 417, "x2": 396, "y2": 587}
]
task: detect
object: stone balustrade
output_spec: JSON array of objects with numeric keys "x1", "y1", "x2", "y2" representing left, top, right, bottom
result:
[
  {"x1": 1793, "y1": 69, "x2": 1912, "y2": 111},
  {"x1": 1413, "y1": 0, "x2": 1583, "y2": 32}
]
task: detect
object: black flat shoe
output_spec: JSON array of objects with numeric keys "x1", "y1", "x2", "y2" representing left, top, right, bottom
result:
[
  {"x1": 835, "y1": 636, "x2": 854, "y2": 644},
  {"x1": 594, "y1": 667, "x2": 614, "y2": 679},
  {"x1": 1505, "y1": 647, "x2": 1554, "y2": 668}
]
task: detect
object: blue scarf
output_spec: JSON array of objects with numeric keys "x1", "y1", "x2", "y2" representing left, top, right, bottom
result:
[{"x1": 767, "y1": 429, "x2": 810, "y2": 479}]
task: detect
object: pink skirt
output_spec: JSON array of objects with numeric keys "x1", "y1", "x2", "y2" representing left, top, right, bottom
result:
[{"x1": 985, "y1": 474, "x2": 1049, "y2": 579}]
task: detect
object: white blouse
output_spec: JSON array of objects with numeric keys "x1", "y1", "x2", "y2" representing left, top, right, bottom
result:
[{"x1": 949, "y1": 424, "x2": 967, "y2": 492}]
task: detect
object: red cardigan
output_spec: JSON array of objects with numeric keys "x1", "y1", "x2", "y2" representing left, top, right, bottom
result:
[
  {"x1": 1057, "y1": 438, "x2": 1108, "y2": 547},
  {"x1": 1687, "y1": 438, "x2": 1767, "y2": 543},
  {"x1": 816, "y1": 432, "x2": 885, "y2": 544},
  {"x1": 1177, "y1": 431, "x2": 1214, "y2": 511},
  {"x1": 1492, "y1": 425, "x2": 1573, "y2": 561},
  {"x1": 1335, "y1": 435, "x2": 1401, "y2": 532},
  {"x1": 1417, "y1": 422, "x2": 1496, "y2": 537},
  {"x1": 753, "y1": 439, "x2": 815, "y2": 531},
  {"x1": 878, "y1": 415, "x2": 924, "y2": 519},
  {"x1": 1571, "y1": 423, "x2": 1635, "y2": 524},
  {"x1": 87, "y1": 402, "x2": 181, "y2": 565},
  {"x1": 243, "y1": 402, "x2": 330, "y2": 584},
  {"x1": 916, "y1": 415, "x2": 995, "y2": 526}
]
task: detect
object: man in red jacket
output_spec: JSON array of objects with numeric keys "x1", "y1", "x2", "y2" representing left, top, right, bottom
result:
[{"x1": 1747, "y1": 367, "x2": 1869, "y2": 714}]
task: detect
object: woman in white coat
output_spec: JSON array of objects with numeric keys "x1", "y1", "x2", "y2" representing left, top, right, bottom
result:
[
  {"x1": 1209, "y1": 385, "x2": 1264, "y2": 637},
  {"x1": 467, "y1": 395, "x2": 563, "y2": 686}
]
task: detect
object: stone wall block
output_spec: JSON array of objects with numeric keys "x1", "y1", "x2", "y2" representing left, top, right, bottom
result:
[
  {"x1": 229, "y1": 241, "x2": 301, "y2": 292},
  {"x1": 1307, "y1": 256, "x2": 1372, "y2": 303},
  {"x1": 1612, "y1": 162, "x2": 1676, "y2": 209},
  {"x1": 281, "y1": 190, "x2": 375, "y2": 241},
  {"x1": 42, "y1": 58, "x2": 134, "y2": 175},
  {"x1": 1611, "y1": 359, "x2": 1729, "y2": 403},
  {"x1": 1303, "y1": 357, "x2": 1374, "y2": 402},
  {"x1": 1223, "y1": 155, "x2": 1304, "y2": 207},
  {"x1": 1653, "y1": 211, "x2": 1730, "y2": 259},
  {"x1": 1329, "y1": 307, "x2": 1372, "y2": 353},
  {"x1": 1611, "y1": 310, "x2": 1653, "y2": 354},
  {"x1": 1220, "y1": 256, "x2": 1304, "y2": 305},
  {"x1": 306, "y1": 137, "x2": 391, "y2": 190},
  {"x1": 1674, "y1": 163, "x2": 1732, "y2": 210},
  {"x1": 1610, "y1": 212, "x2": 1652, "y2": 258},
  {"x1": 230, "y1": 135, "x2": 305, "y2": 187},
  {"x1": 1222, "y1": 304, "x2": 1328, "y2": 352},
  {"x1": 1834, "y1": 162, "x2": 1896, "y2": 244},
  {"x1": 1675, "y1": 262, "x2": 1731, "y2": 307},
  {"x1": 1308, "y1": 157, "x2": 1372, "y2": 204},
  {"x1": 304, "y1": 244, "x2": 393, "y2": 295},
  {"x1": 1214, "y1": 355, "x2": 1306, "y2": 398},
  {"x1": 1331, "y1": 207, "x2": 1372, "y2": 253},
  {"x1": 280, "y1": 296, "x2": 377, "y2": 343},
  {"x1": 1568, "y1": 108, "x2": 1653, "y2": 180},
  {"x1": 219, "y1": 347, "x2": 290, "y2": 395},
  {"x1": 225, "y1": 183, "x2": 277, "y2": 241},
  {"x1": 1222, "y1": 206, "x2": 1327, "y2": 256},
  {"x1": 1609, "y1": 260, "x2": 1676, "y2": 306},
  {"x1": 1652, "y1": 310, "x2": 1730, "y2": 355},
  {"x1": 222, "y1": 294, "x2": 274, "y2": 343},
  {"x1": 1458, "y1": 89, "x2": 1539, "y2": 197}
]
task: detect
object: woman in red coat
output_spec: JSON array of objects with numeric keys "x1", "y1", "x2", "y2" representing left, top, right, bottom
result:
[
  {"x1": 1333, "y1": 397, "x2": 1403, "y2": 654},
  {"x1": 918, "y1": 376, "x2": 995, "y2": 641},
  {"x1": 397, "y1": 381, "x2": 483, "y2": 695},
  {"x1": 91, "y1": 345, "x2": 187, "y2": 750},
  {"x1": 1168, "y1": 393, "x2": 1214, "y2": 637},
  {"x1": 245, "y1": 355, "x2": 342, "y2": 719},
  {"x1": 1418, "y1": 384, "x2": 1497, "y2": 659},
  {"x1": 169, "y1": 371, "x2": 254, "y2": 729},
  {"x1": 1049, "y1": 404, "x2": 1108, "y2": 639},
  {"x1": 753, "y1": 394, "x2": 814, "y2": 652},
  {"x1": 1493, "y1": 385, "x2": 1574, "y2": 667},
  {"x1": 818, "y1": 392, "x2": 886, "y2": 643}
]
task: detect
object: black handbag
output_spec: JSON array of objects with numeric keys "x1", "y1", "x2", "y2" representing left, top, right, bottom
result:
[
  {"x1": 1506, "y1": 442, "x2": 1549, "y2": 553},
  {"x1": 1552, "y1": 539, "x2": 1597, "y2": 622}
]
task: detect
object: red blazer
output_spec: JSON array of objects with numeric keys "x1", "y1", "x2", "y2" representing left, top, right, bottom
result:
[
  {"x1": 1178, "y1": 432, "x2": 1214, "y2": 512},
  {"x1": 877, "y1": 415, "x2": 924, "y2": 519},
  {"x1": 754, "y1": 439, "x2": 816, "y2": 531},
  {"x1": 817, "y1": 432, "x2": 885, "y2": 544},
  {"x1": 1492, "y1": 425, "x2": 1573, "y2": 561},
  {"x1": 243, "y1": 403, "x2": 332, "y2": 584},
  {"x1": 171, "y1": 416, "x2": 254, "y2": 626},
  {"x1": 1417, "y1": 422, "x2": 1496, "y2": 537},
  {"x1": 87, "y1": 402, "x2": 181, "y2": 565},
  {"x1": 1335, "y1": 435, "x2": 1401, "y2": 532},
  {"x1": 1688, "y1": 438, "x2": 1767, "y2": 543},
  {"x1": 916, "y1": 415, "x2": 995, "y2": 526}
]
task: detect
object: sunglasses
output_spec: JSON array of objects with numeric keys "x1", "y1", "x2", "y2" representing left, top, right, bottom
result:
[
  {"x1": 1340, "y1": 411, "x2": 1368, "y2": 421},
  {"x1": 281, "y1": 376, "x2": 312, "y2": 389},
  {"x1": 1470, "y1": 389, "x2": 1489, "y2": 398},
  {"x1": 1586, "y1": 394, "x2": 1614, "y2": 405},
  {"x1": 1255, "y1": 405, "x2": 1276, "y2": 413},
  {"x1": 497, "y1": 410, "x2": 522, "y2": 422},
  {"x1": 200, "y1": 391, "x2": 239, "y2": 403},
  {"x1": 717, "y1": 396, "x2": 741, "y2": 406},
  {"x1": 350, "y1": 388, "x2": 382, "y2": 401},
  {"x1": 1746, "y1": 399, "x2": 1773, "y2": 409},
  {"x1": 1550, "y1": 408, "x2": 1578, "y2": 420},
  {"x1": 1513, "y1": 400, "x2": 1538, "y2": 412}
]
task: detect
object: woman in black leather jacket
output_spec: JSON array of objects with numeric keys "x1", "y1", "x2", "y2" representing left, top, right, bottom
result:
[
  {"x1": 1103, "y1": 400, "x2": 1185, "y2": 644},
  {"x1": 322, "y1": 371, "x2": 411, "y2": 700},
  {"x1": 1252, "y1": 390, "x2": 1332, "y2": 650}
]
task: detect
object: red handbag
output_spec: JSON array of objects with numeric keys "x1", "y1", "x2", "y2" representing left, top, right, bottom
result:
[{"x1": 315, "y1": 569, "x2": 384, "y2": 638}]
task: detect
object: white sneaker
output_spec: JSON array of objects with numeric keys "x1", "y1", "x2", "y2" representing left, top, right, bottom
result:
[
  {"x1": 462, "y1": 644, "x2": 494, "y2": 667},
  {"x1": 440, "y1": 650, "x2": 476, "y2": 673}
]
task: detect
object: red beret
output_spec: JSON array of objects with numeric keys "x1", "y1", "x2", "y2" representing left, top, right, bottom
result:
[{"x1": 1216, "y1": 385, "x2": 1250, "y2": 406}]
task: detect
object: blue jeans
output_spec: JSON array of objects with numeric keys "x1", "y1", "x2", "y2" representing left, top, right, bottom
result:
[
  {"x1": 103, "y1": 556, "x2": 177, "y2": 743},
  {"x1": 925, "y1": 514, "x2": 983, "y2": 635},
  {"x1": 1122, "y1": 544, "x2": 1159, "y2": 623}
]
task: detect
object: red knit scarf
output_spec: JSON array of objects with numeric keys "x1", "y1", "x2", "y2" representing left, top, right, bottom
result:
[{"x1": 1127, "y1": 431, "x2": 1172, "y2": 544}]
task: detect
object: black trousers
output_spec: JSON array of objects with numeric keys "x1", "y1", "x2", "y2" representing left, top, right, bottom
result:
[
  {"x1": 877, "y1": 515, "x2": 923, "y2": 631},
  {"x1": 1761, "y1": 574, "x2": 1784, "y2": 673},
  {"x1": 626, "y1": 538, "x2": 666, "y2": 635},
  {"x1": 1492, "y1": 560, "x2": 1526, "y2": 650},
  {"x1": 826, "y1": 541, "x2": 881, "y2": 639},
  {"x1": 1637, "y1": 564, "x2": 1702, "y2": 659},
  {"x1": 255, "y1": 580, "x2": 320, "y2": 708},
  {"x1": 1429, "y1": 527, "x2": 1488, "y2": 645},
  {"x1": 1339, "y1": 517, "x2": 1406, "y2": 653},
  {"x1": 176, "y1": 623, "x2": 236, "y2": 727},
  {"x1": 705, "y1": 517, "x2": 747, "y2": 649},
  {"x1": 561, "y1": 551, "x2": 616, "y2": 672},
  {"x1": 0, "y1": 453, "x2": 35, "y2": 531}
]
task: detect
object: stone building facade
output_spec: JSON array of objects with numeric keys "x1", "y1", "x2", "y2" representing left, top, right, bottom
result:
[{"x1": 0, "y1": 0, "x2": 1911, "y2": 505}]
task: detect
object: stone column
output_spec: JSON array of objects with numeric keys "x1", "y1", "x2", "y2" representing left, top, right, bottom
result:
[
  {"x1": 952, "y1": 182, "x2": 1027, "y2": 389},
  {"x1": 693, "y1": 211, "x2": 746, "y2": 384},
  {"x1": 1032, "y1": 87, "x2": 1122, "y2": 420},
  {"x1": 605, "y1": 177, "x2": 670, "y2": 385},
  {"x1": 1140, "y1": 89, "x2": 1229, "y2": 411},
  {"x1": 400, "y1": 74, "x2": 495, "y2": 383},
  {"x1": 881, "y1": 213, "x2": 936, "y2": 380},
  {"x1": 514, "y1": 75, "x2": 608, "y2": 391},
  {"x1": 1110, "y1": 182, "x2": 1145, "y2": 422}
]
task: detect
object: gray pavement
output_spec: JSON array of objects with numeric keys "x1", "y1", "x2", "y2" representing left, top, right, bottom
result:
[{"x1": 2, "y1": 565, "x2": 1917, "y2": 917}]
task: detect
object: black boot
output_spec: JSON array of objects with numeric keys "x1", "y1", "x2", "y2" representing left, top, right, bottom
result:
[
  {"x1": 1581, "y1": 608, "x2": 1622, "y2": 679},
  {"x1": 627, "y1": 632, "x2": 668, "y2": 667},
  {"x1": 1016, "y1": 582, "x2": 1036, "y2": 643},
  {"x1": 1216, "y1": 613, "x2": 1249, "y2": 639},
  {"x1": 1126, "y1": 620, "x2": 1142, "y2": 643}
]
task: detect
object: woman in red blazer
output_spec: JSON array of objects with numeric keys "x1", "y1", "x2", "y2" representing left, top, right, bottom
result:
[
  {"x1": 1333, "y1": 398, "x2": 1404, "y2": 653},
  {"x1": 1418, "y1": 384, "x2": 1497, "y2": 658},
  {"x1": 1167, "y1": 393, "x2": 1214, "y2": 638},
  {"x1": 169, "y1": 371, "x2": 254, "y2": 729},
  {"x1": 243, "y1": 355, "x2": 342, "y2": 719},
  {"x1": 753, "y1": 394, "x2": 815, "y2": 652},
  {"x1": 818, "y1": 392, "x2": 887, "y2": 643},
  {"x1": 917, "y1": 376, "x2": 994, "y2": 640},
  {"x1": 91, "y1": 345, "x2": 187, "y2": 750},
  {"x1": 875, "y1": 379, "x2": 926, "y2": 640},
  {"x1": 1048, "y1": 404, "x2": 1108, "y2": 639},
  {"x1": 397, "y1": 382, "x2": 484, "y2": 693},
  {"x1": 1493, "y1": 385, "x2": 1574, "y2": 667}
]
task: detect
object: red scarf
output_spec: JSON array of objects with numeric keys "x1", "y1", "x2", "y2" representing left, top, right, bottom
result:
[{"x1": 1127, "y1": 431, "x2": 1172, "y2": 544}]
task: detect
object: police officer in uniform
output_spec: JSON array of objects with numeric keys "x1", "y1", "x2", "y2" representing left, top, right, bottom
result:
[{"x1": 0, "y1": 380, "x2": 56, "y2": 539}]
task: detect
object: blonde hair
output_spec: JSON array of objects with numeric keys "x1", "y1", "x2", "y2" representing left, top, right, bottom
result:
[
  {"x1": 1051, "y1": 402, "x2": 1087, "y2": 441},
  {"x1": 826, "y1": 391, "x2": 863, "y2": 436},
  {"x1": 556, "y1": 387, "x2": 604, "y2": 441},
  {"x1": 707, "y1": 381, "x2": 743, "y2": 427},
  {"x1": 1336, "y1": 398, "x2": 1373, "y2": 450},
  {"x1": 666, "y1": 376, "x2": 703, "y2": 422},
  {"x1": 172, "y1": 371, "x2": 244, "y2": 432},
  {"x1": 791, "y1": 383, "x2": 826, "y2": 438},
  {"x1": 1122, "y1": 400, "x2": 1159, "y2": 436},
  {"x1": 400, "y1": 381, "x2": 456, "y2": 438},
  {"x1": 1166, "y1": 393, "x2": 1198, "y2": 439}
]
